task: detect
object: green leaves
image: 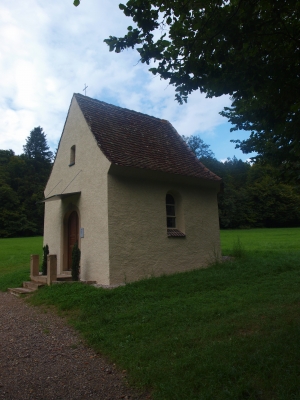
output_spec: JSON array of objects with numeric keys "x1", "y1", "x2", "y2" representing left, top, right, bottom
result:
[
  {"x1": 0, "y1": 127, "x2": 52, "y2": 238},
  {"x1": 42, "y1": 244, "x2": 49, "y2": 275},
  {"x1": 71, "y1": 242, "x2": 81, "y2": 281},
  {"x1": 23, "y1": 127, "x2": 53, "y2": 162},
  {"x1": 104, "y1": 0, "x2": 300, "y2": 171},
  {"x1": 73, "y1": 0, "x2": 80, "y2": 6},
  {"x1": 181, "y1": 134, "x2": 215, "y2": 159},
  {"x1": 181, "y1": 135, "x2": 300, "y2": 229}
]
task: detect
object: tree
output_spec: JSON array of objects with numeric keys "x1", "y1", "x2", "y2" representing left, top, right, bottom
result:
[
  {"x1": 42, "y1": 244, "x2": 49, "y2": 275},
  {"x1": 71, "y1": 242, "x2": 81, "y2": 281},
  {"x1": 182, "y1": 135, "x2": 215, "y2": 160},
  {"x1": 0, "y1": 127, "x2": 53, "y2": 237},
  {"x1": 179, "y1": 134, "x2": 300, "y2": 228},
  {"x1": 0, "y1": 151, "x2": 37, "y2": 237},
  {"x1": 96, "y1": 0, "x2": 299, "y2": 170},
  {"x1": 23, "y1": 127, "x2": 53, "y2": 162}
]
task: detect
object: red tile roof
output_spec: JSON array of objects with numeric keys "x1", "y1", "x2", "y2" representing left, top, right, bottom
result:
[{"x1": 74, "y1": 93, "x2": 221, "y2": 182}]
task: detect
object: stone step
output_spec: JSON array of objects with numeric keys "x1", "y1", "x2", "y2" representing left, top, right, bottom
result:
[
  {"x1": 57, "y1": 274, "x2": 73, "y2": 281},
  {"x1": 31, "y1": 275, "x2": 47, "y2": 284},
  {"x1": 52, "y1": 280, "x2": 97, "y2": 285},
  {"x1": 23, "y1": 281, "x2": 45, "y2": 290},
  {"x1": 61, "y1": 270, "x2": 71, "y2": 275},
  {"x1": 8, "y1": 287, "x2": 35, "y2": 297}
]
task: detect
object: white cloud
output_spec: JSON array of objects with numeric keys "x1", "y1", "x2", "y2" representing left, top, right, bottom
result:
[{"x1": 0, "y1": 0, "x2": 250, "y2": 160}]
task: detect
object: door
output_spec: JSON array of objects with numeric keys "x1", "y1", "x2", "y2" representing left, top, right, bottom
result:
[{"x1": 67, "y1": 211, "x2": 79, "y2": 270}]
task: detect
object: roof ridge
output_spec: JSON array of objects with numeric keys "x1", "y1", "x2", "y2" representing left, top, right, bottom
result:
[
  {"x1": 73, "y1": 93, "x2": 221, "y2": 182},
  {"x1": 74, "y1": 93, "x2": 166, "y2": 124}
]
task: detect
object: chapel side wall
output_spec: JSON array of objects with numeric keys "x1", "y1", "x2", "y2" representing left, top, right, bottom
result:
[
  {"x1": 107, "y1": 172, "x2": 221, "y2": 285},
  {"x1": 43, "y1": 97, "x2": 111, "y2": 284}
]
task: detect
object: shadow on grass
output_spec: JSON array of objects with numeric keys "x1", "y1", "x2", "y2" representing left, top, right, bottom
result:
[{"x1": 28, "y1": 249, "x2": 300, "y2": 400}]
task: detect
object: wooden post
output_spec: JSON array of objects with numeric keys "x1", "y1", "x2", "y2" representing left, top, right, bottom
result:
[
  {"x1": 30, "y1": 255, "x2": 39, "y2": 279},
  {"x1": 47, "y1": 255, "x2": 57, "y2": 285}
]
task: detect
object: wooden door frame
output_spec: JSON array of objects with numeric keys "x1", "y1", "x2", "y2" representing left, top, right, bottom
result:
[{"x1": 62, "y1": 207, "x2": 80, "y2": 272}]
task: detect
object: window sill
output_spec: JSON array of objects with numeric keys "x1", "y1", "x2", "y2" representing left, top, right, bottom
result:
[{"x1": 167, "y1": 229, "x2": 186, "y2": 238}]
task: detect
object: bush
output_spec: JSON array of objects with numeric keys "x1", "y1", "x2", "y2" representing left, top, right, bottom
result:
[
  {"x1": 71, "y1": 242, "x2": 81, "y2": 281},
  {"x1": 231, "y1": 237, "x2": 246, "y2": 258},
  {"x1": 41, "y1": 244, "x2": 49, "y2": 275}
]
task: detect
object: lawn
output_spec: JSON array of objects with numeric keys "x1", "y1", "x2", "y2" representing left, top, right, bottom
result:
[
  {"x1": 220, "y1": 227, "x2": 300, "y2": 254},
  {"x1": 0, "y1": 236, "x2": 43, "y2": 291},
  {"x1": 1, "y1": 229, "x2": 300, "y2": 399}
]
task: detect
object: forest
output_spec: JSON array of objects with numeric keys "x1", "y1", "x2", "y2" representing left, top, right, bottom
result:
[
  {"x1": 1, "y1": 127, "x2": 300, "y2": 238},
  {"x1": 183, "y1": 135, "x2": 300, "y2": 230},
  {"x1": 0, "y1": 127, "x2": 53, "y2": 238}
]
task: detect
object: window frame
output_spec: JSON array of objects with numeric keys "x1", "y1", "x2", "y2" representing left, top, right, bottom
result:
[
  {"x1": 69, "y1": 145, "x2": 76, "y2": 166},
  {"x1": 165, "y1": 192, "x2": 186, "y2": 238},
  {"x1": 166, "y1": 193, "x2": 176, "y2": 228}
]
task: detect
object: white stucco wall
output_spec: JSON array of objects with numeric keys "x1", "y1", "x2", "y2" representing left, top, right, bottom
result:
[
  {"x1": 107, "y1": 167, "x2": 221, "y2": 285},
  {"x1": 44, "y1": 97, "x2": 111, "y2": 284}
]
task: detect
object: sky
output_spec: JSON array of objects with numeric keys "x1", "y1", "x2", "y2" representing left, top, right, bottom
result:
[{"x1": 0, "y1": 0, "x2": 255, "y2": 161}]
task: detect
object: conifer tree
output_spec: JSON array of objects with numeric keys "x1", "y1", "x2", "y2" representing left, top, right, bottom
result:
[
  {"x1": 23, "y1": 127, "x2": 53, "y2": 162},
  {"x1": 71, "y1": 242, "x2": 81, "y2": 281}
]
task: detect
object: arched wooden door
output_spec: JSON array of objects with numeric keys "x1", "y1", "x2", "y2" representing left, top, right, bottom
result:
[{"x1": 67, "y1": 211, "x2": 79, "y2": 270}]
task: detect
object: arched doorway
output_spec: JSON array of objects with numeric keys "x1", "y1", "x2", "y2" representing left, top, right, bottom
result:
[{"x1": 67, "y1": 210, "x2": 79, "y2": 270}]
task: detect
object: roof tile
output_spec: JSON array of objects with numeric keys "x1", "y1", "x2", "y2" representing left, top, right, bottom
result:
[
  {"x1": 167, "y1": 229, "x2": 186, "y2": 237},
  {"x1": 74, "y1": 93, "x2": 221, "y2": 182}
]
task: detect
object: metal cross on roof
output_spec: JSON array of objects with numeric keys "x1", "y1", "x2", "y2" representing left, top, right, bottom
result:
[{"x1": 83, "y1": 84, "x2": 88, "y2": 96}]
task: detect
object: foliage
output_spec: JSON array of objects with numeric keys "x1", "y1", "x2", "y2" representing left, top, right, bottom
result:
[
  {"x1": 182, "y1": 134, "x2": 215, "y2": 159},
  {"x1": 29, "y1": 228, "x2": 300, "y2": 399},
  {"x1": 23, "y1": 126, "x2": 53, "y2": 162},
  {"x1": 71, "y1": 242, "x2": 81, "y2": 281},
  {"x1": 41, "y1": 244, "x2": 49, "y2": 275},
  {"x1": 219, "y1": 160, "x2": 300, "y2": 229},
  {"x1": 183, "y1": 134, "x2": 300, "y2": 229},
  {"x1": 0, "y1": 236, "x2": 43, "y2": 291},
  {"x1": 0, "y1": 128, "x2": 52, "y2": 237},
  {"x1": 102, "y1": 0, "x2": 300, "y2": 169}
]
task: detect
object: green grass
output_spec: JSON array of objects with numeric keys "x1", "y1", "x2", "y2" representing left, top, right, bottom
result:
[
  {"x1": 1, "y1": 230, "x2": 300, "y2": 399},
  {"x1": 0, "y1": 236, "x2": 43, "y2": 291},
  {"x1": 220, "y1": 227, "x2": 300, "y2": 254}
]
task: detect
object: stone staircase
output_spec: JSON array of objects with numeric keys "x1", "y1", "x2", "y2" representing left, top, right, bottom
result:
[
  {"x1": 8, "y1": 254, "x2": 73, "y2": 297},
  {"x1": 8, "y1": 272, "x2": 73, "y2": 297},
  {"x1": 8, "y1": 254, "x2": 96, "y2": 297},
  {"x1": 8, "y1": 279, "x2": 46, "y2": 296}
]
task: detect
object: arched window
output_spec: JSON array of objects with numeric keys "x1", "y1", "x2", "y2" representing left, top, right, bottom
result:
[
  {"x1": 166, "y1": 192, "x2": 186, "y2": 237},
  {"x1": 70, "y1": 145, "x2": 76, "y2": 166},
  {"x1": 166, "y1": 194, "x2": 176, "y2": 228}
]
